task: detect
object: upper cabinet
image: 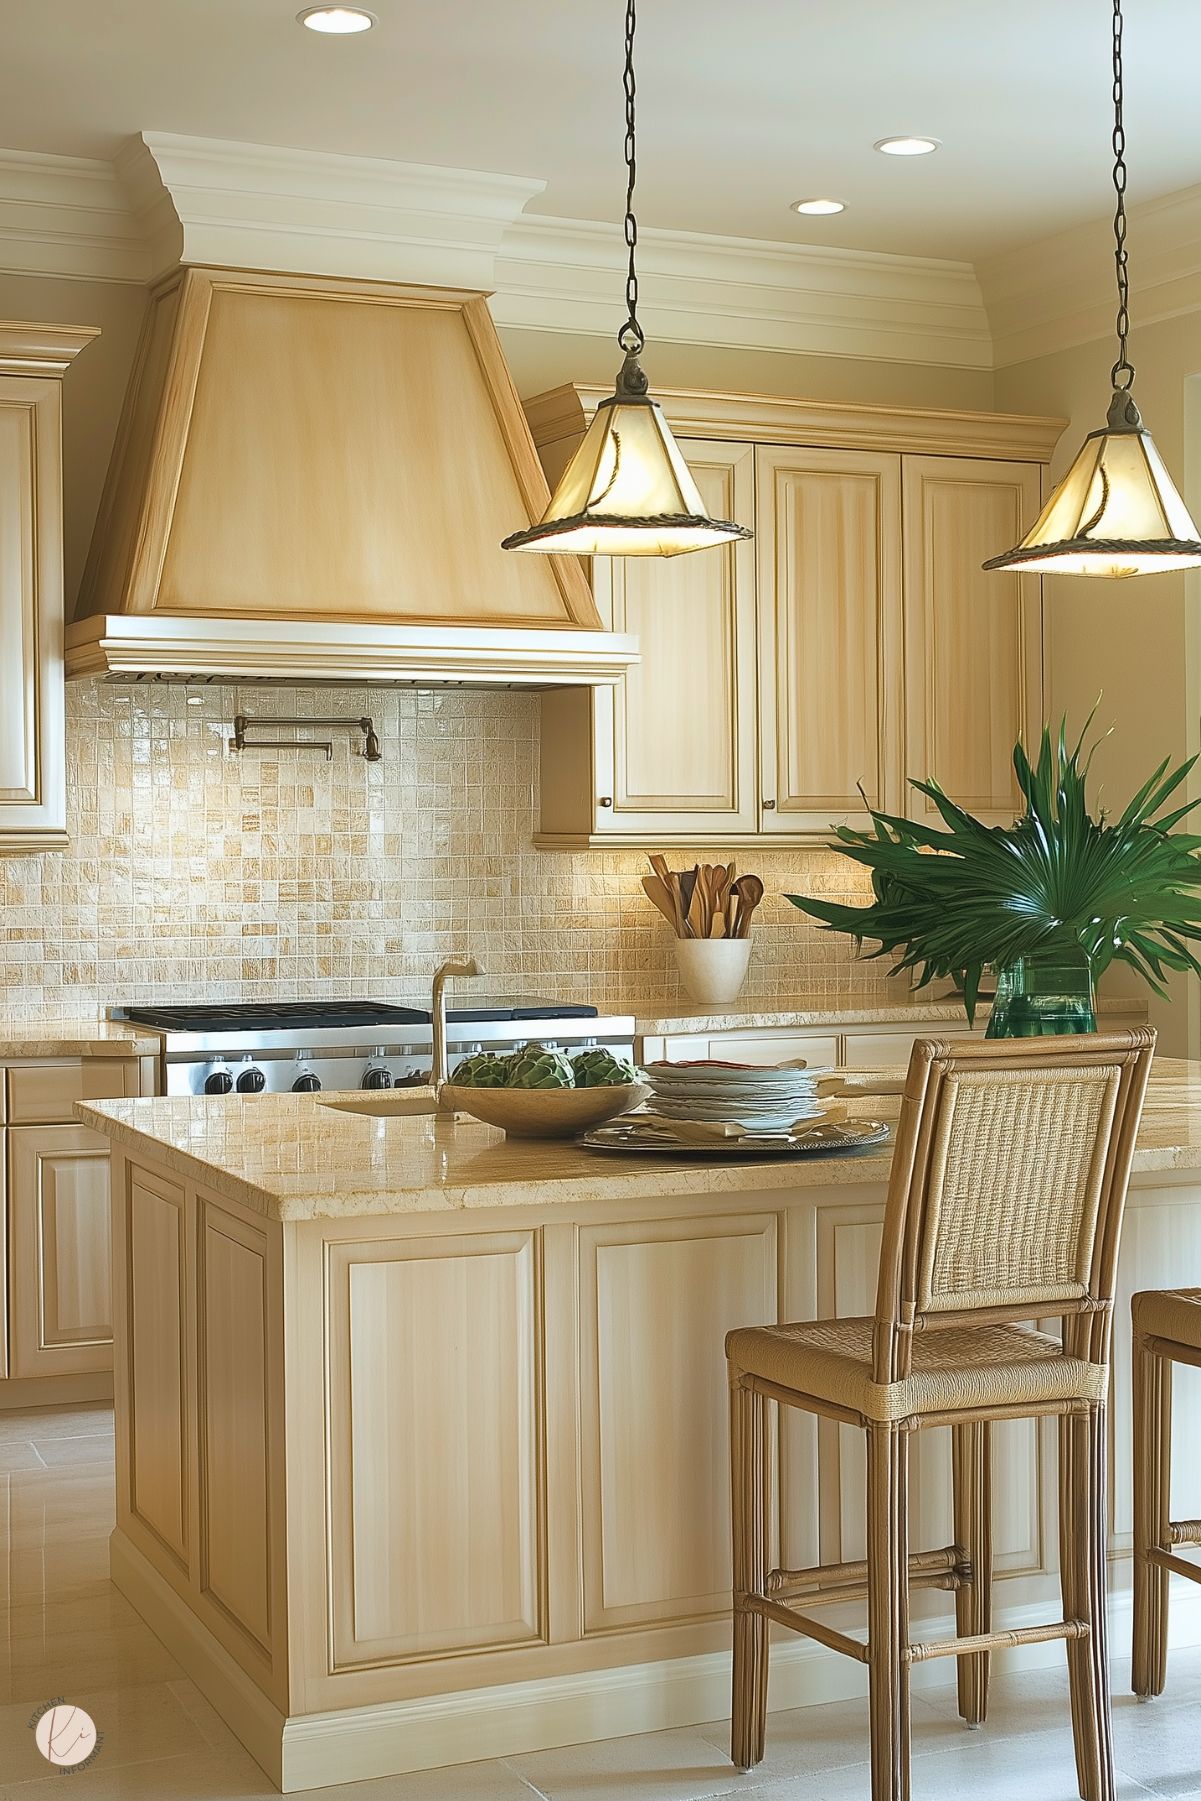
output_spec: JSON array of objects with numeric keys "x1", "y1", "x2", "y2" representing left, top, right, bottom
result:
[
  {"x1": 902, "y1": 456, "x2": 1044, "y2": 828},
  {"x1": 0, "y1": 324, "x2": 97, "y2": 854},
  {"x1": 756, "y1": 447, "x2": 902, "y2": 836},
  {"x1": 529, "y1": 386, "x2": 1063, "y2": 847}
]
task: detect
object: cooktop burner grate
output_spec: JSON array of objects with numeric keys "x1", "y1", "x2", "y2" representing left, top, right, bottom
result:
[{"x1": 121, "y1": 999, "x2": 600, "y2": 1032}]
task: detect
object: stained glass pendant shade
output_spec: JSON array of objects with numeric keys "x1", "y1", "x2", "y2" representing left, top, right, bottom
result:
[
  {"x1": 502, "y1": 0, "x2": 751, "y2": 559},
  {"x1": 985, "y1": 0, "x2": 1201, "y2": 579}
]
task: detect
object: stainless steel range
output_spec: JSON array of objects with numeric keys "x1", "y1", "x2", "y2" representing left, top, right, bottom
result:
[{"x1": 117, "y1": 999, "x2": 636, "y2": 1097}]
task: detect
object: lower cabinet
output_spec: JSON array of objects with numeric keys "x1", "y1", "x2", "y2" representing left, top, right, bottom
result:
[{"x1": 8, "y1": 1123, "x2": 114, "y2": 1378}]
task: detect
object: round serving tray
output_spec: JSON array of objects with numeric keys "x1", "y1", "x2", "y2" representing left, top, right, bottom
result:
[{"x1": 580, "y1": 1119, "x2": 891, "y2": 1158}]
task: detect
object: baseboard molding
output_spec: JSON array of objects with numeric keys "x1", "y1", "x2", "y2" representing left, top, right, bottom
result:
[
  {"x1": 0, "y1": 1370, "x2": 112, "y2": 1411},
  {"x1": 111, "y1": 1527, "x2": 1201, "y2": 1795},
  {"x1": 110, "y1": 1531, "x2": 286, "y2": 1788}
]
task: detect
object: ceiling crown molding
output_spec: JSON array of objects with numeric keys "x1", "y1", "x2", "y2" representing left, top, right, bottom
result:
[
  {"x1": 979, "y1": 180, "x2": 1201, "y2": 368},
  {"x1": 494, "y1": 213, "x2": 992, "y2": 370},
  {"x1": 125, "y1": 131, "x2": 548, "y2": 289},
  {"x1": 0, "y1": 147, "x2": 151, "y2": 283}
]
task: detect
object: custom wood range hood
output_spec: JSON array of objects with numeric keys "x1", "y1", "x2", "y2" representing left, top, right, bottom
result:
[{"x1": 67, "y1": 266, "x2": 637, "y2": 687}]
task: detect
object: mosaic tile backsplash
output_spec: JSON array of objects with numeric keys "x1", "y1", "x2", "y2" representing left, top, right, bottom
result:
[{"x1": 0, "y1": 682, "x2": 897, "y2": 1017}]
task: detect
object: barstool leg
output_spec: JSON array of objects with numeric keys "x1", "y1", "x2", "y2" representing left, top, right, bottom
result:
[
  {"x1": 729, "y1": 1375, "x2": 770, "y2": 1771},
  {"x1": 1132, "y1": 1331, "x2": 1171, "y2": 1698},
  {"x1": 866, "y1": 1420, "x2": 911, "y2": 1801},
  {"x1": 952, "y1": 1419, "x2": 992, "y2": 1726},
  {"x1": 1061, "y1": 1406, "x2": 1116, "y2": 1801}
]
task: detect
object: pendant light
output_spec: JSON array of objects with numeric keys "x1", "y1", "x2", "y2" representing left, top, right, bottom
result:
[
  {"x1": 984, "y1": 0, "x2": 1201, "y2": 579},
  {"x1": 502, "y1": 0, "x2": 752, "y2": 558}
]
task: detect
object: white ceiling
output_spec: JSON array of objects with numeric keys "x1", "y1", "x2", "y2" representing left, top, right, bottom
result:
[{"x1": 4, "y1": 0, "x2": 1201, "y2": 262}]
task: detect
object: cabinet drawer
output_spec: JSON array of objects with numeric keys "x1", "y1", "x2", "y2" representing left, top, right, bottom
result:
[
  {"x1": 6, "y1": 1059, "x2": 139, "y2": 1125},
  {"x1": 841, "y1": 1026, "x2": 983, "y2": 1069},
  {"x1": 707, "y1": 1033, "x2": 841, "y2": 1069}
]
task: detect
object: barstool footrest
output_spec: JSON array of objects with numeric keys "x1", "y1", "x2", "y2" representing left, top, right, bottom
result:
[
  {"x1": 744, "y1": 1594, "x2": 870, "y2": 1663},
  {"x1": 1147, "y1": 1546, "x2": 1201, "y2": 1584},
  {"x1": 905, "y1": 1619, "x2": 1089, "y2": 1663},
  {"x1": 767, "y1": 1544, "x2": 969, "y2": 1601}
]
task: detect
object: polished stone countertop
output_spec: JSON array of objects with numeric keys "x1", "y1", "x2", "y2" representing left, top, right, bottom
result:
[
  {"x1": 0, "y1": 1015, "x2": 160, "y2": 1058},
  {"x1": 631, "y1": 993, "x2": 1148, "y2": 1037},
  {"x1": 79, "y1": 1055, "x2": 1195, "y2": 1225}
]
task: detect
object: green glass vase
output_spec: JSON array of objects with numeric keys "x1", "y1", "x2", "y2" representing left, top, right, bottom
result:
[{"x1": 985, "y1": 949, "x2": 1097, "y2": 1038}]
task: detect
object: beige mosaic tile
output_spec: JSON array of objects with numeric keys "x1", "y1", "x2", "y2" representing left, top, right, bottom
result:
[{"x1": 0, "y1": 682, "x2": 895, "y2": 1015}]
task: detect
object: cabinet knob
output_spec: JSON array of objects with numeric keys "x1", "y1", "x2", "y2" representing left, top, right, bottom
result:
[
  {"x1": 763, "y1": 799, "x2": 777, "y2": 810},
  {"x1": 598, "y1": 796, "x2": 613, "y2": 808}
]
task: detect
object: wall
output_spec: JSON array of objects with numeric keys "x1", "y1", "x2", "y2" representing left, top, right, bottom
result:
[
  {"x1": 0, "y1": 271, "x2": 146, "y2": 608},
  {"x1": 995, "y1": 312, "x2": 1201, "y2": 1054},
  {"x1": 0, "y1": 681, "x2": 892, "y2": 1018}
]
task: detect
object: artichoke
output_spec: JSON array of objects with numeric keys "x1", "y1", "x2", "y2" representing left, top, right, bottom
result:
[
  {"x1": 572, "y1": 1048, "x2": 639, "y2": 1088},
  {"x1": 451, "y1": 1051, "x2": 513, "y2": 1089},
  {"x1": 507, "y1": 1043, "x2": 576, "y2": 1089}
]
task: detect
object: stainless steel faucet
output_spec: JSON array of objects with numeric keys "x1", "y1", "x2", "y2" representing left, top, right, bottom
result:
[{"x1": 431, "y1": 957, "x2": 482, "y2": 1109}]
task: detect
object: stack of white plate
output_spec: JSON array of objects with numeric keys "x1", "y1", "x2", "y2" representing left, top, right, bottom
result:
[{"x1": 644, "y1": 1058, "x2": 829, "y2": 1132}]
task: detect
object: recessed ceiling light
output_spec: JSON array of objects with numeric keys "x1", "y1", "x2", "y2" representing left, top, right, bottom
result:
[
  {"x1": 792, "y1": 197, "x2": 846, "y2": 216},
  {"x1": 296, "y1": 6, "x2": 376, "y2": 32},
  {"x1": 874, "y1": 135, "x2": 940, "y2": 157}
]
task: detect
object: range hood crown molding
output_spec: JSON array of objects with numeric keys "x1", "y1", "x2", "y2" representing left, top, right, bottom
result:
[
  {"x1": 65, "y1": 614, "x2": 639, "y2": 690},
  {"x1": 119, "y1": 132, "x2": 548, "y2": 288},
  {"x1": 73, "y1": 263, "x2": 634, "y2": 689}
]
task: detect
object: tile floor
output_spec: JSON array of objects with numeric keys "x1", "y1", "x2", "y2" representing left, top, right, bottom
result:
[{"x1": 1, "y1": 1403, "x2": 1200, "y2": 1800}]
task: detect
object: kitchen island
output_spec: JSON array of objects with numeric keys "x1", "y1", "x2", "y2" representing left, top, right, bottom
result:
[{"x1": 80, "y1": 1062, "x2": 1201, "y2": 1793}]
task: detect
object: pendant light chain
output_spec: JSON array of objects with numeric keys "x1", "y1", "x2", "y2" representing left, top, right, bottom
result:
[
  {"x1": 1110, "y1": 0, "x2": 1135, "y2": 391},
  {"x1": 619, "y1": 0, "x2": 645, "y2": 356}
]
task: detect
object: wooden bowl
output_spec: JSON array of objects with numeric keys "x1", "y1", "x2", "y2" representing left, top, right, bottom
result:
[{"x1": 442, "y1": 1082, "x2": 650, "y2": 1140}]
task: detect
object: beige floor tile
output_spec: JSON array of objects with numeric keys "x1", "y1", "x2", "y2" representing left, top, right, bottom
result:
[
  {"x1": 0, "y1": 1683, "x2": 207, "y2": 1786},
  {"x1": 0, "y1": 1405, "x2": 113, "y2": 1445},
  {"x1": 0, "y1": 1532, "x2": 113, "y2": 1609},
  {"x1": 0, "y1": 1444, "x2": 42, "y2": 1475},
  {"x1": 32, "y1": 1434, "x2": 115, "y2": 1470},
  {"x1": 502, "y1": 1725, "x2": 747, "y2": 1801},
  {"x1": 0, "y1": 1747, "x2": 547, "y2": 1801}
]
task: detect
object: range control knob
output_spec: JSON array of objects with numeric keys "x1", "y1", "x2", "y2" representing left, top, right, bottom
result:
[
  {"x1": 203, "y1": 1064, "x2": 234, "y2": 1095},
  {"x1": 236, "y1": 1059, "x2": 267, "y2": 1094},
  {"x1": 292, "y1": 1070, "x2": 321, "y2": 1092},
  {"x1": 362, "y1": 1049, "x2": 393, "y2": 1090}
]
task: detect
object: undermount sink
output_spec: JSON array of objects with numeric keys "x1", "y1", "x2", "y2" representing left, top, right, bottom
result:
[{"x1": 318, "y1": 1093, "x2": 437, "y2": 1119}]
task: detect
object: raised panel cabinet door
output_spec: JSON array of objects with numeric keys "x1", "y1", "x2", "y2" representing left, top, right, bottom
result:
[
  {"x1": 326, "y1": 1230, "x2": 542, "y2": 1668},
  {"x1": 756, "y1": 446, "x2": 903, "y2": 836},
  {"x1": 578, "y1": 1213, "x2": 777, "y2": 1632},
  {"x1": 592, "y1": 441, "x2": 758, "y2": 836},
  {"x1": 903, "y1": 456, "x2": 1043, "y2": 827},
  {"x1": 8, "y1": 1124, "x2": 112, "y2": 1378},
  {"x1": 0, "y1": 376, "x2": 66, "y2": 850}
]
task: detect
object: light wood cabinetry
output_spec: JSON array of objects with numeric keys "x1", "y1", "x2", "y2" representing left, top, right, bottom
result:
[
  {"x1": 1, "y1": 1052, "x2": 147, "y2": 1403},
  {"x1": 528, "y1": 387, "x2": 1063, "y2": 847},
  {"x1": 0, "y1": 325, "x2": 96, "y2": 852},
  {"x1": 541, "y1": 444, "x2": 758, "y2": 840},
  {"x1": 902, "y1": 456, "x2": 1044, "y2": 827},
  {"x1": 757, "y1": 447, "x2": 903, "y2": 833},
  {"x1": 99, "y1": 1095, "x2": 1199, "y2": 1789},
  {"x1": 8, "y1": 1123, "x2": 113, "y2": 1378}
]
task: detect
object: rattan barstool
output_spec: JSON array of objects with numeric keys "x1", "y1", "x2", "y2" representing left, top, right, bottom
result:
[
  {"x1": 1131, "y1": 1286, "x2": 1201, "y2": 1698},
  {"x1": 726, "y1": 1030, "x2": 1156, "y2": 1801}
]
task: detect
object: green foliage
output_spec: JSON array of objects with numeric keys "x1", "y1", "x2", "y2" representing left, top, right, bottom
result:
[{"x1": 786, "y1": 718, "x2": 1201, "y2": 1023}]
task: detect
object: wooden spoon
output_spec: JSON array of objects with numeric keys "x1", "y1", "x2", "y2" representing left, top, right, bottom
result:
[
  {"x1": 642, "y1": 874, "x2": 681, "y2": 933},
  {"x1": 730, "y1": 874, "x2": 764, "y2": 938}
]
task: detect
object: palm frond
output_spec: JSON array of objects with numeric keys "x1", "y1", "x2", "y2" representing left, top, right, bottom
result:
[{"x1": 786, "y1": 719, "x2": 1201, "y2": 1023}]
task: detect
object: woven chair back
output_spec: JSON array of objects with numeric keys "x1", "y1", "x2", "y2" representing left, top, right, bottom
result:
[{"x1": 872, "y1": 1030, "x2": 1156, "y2": 1382}]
